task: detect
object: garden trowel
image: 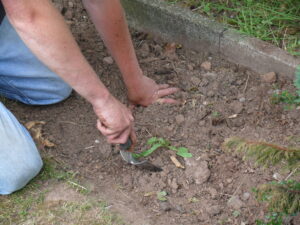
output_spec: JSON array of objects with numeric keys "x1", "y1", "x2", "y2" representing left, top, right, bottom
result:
[{"x1": 120, "y1": 138, "x2": 162, "y2": 172}]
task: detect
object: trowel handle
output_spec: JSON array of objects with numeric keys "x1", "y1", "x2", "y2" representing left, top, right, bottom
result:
[{"x1": 120, "y1": 138, "x2": 132, "y2": 151}]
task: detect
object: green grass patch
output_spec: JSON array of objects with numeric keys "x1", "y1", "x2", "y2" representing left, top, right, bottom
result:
[
  {"x1": 167, "y1": 0, "x2": 300, "y2": 56},
  {"x1": 0, "y1": 159, "x2": 124, "y2": 225}
]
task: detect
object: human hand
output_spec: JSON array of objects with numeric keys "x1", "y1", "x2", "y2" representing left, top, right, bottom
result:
[
  {"x1": 92, "y1": 95, "x2": 136, "y2": 144},
  {"x1": 127, "y1": 75, "x2": 180, "y2": 107}
]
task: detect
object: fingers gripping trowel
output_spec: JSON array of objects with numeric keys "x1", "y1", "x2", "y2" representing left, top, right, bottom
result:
[{"x1": 120, "y1": 139, "x2": 162, "y2": 172}]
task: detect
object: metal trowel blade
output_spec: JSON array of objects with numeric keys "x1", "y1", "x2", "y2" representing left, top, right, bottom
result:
[{"x1": 120, "y1": 140, "x2": 162, "y2": 172}]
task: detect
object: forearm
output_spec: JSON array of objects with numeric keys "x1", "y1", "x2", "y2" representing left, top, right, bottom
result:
[
  {"x1": 2, "y1": 0, "x2": 110, "y2": 106},
  {"x1": 83, "y1": 0, "x2": 143, "y2": 90}
]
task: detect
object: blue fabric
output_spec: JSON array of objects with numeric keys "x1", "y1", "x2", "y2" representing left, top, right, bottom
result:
[
  {"x1": 0, "y1": 17, "x2": 72, "y2": 105},
  {"x1": 0, "y1": 102, "x2": 43, "y2": 194},
  {"x1": 0, "y1": 17, "x2": 72, "y2": 194}
]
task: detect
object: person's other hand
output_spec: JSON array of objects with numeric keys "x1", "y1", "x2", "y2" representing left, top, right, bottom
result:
[
  {"x1": 128, "y1": 75, "x2": 180, "y2": 107},
  {"x1": 92, "y1": 95, "x2": 136, "y2": 144}
]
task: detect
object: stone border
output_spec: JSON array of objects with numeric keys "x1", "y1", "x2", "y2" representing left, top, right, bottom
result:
[{"x1": 121, "y1": 0, "x2": 299, "y2": 79}]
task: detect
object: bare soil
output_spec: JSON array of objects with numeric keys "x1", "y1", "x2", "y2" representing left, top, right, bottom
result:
[{"x1": 4, "y1": 0, "x2": 300, "y2": 224}]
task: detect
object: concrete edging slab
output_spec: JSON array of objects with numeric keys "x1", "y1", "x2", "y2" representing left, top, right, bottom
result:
[{"x1": 121, "y1": 0, "x2": 299, "y2": 79}]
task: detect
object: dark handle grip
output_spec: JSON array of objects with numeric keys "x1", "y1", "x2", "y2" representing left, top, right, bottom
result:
[{"x1": 120, "y1": 138, "x2": 132, "y2": 151}]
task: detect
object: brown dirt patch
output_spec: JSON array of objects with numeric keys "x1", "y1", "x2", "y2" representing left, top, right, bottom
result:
[{"x1": 4, "y1": 0, "x2": 300, "y2": 224}]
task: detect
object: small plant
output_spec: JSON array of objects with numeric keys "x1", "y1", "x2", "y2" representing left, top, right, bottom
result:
[
  {"x1": 157, "y1": 191, "x2": 168, "y2": 201},
  {"x1": 255, "y1": 180, "x2": 300, "y2": 215},
  {"x1": 223, "y1": 137, "x2": 300, "y2": 170},
  {"x1": 256, "y1": 212, "x2": 283, "y2": 225},
  {"x1": 133, "y1": 137, "x2": 192, "y2": 158},
  {"x1": 223, "y1": 137, "x2": 300, "y2": 223},
  {"x1": 271, "y1": 66, "x2": 300, "y2": 108}
]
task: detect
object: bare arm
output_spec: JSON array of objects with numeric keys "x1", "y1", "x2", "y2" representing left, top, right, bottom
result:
[
  {"x1": 83, "y1": 0, "x2": 179, "y2": 106},
  {"x1": 2, "y1": 0, "x2": 135, "y2": 144}
]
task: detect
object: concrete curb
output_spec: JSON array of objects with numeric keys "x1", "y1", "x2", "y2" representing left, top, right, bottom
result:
[{"x1": 121, "y1": 0, "x2": 300, "y2": 79}]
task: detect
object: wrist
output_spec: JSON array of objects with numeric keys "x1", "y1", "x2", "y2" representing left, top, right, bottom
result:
[{"x1": 122, "y1": 67, "x2": 144, "y2": 89}]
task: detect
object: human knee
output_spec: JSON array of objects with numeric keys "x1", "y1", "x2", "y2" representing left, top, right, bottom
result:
[
  {"x1": 27, "y1": 82, "x2": 72, "y2": 105},
  {"x1": 0, "y1": 159, "x2": 43, "y2": 195}
]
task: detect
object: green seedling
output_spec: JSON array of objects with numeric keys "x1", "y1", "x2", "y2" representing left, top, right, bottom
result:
[
  {"x1": 232, "y1": 210, "x2": 241, "y2": 218},
  {"x1": 132, "y1": 137, "x2": 192, "y2": 159},
  {"x1": 157, "y1": 191, "x2": 168, "y2": 201},
  {"x1": 188, "y1": 197, "x2": 199, "y2": 203}
]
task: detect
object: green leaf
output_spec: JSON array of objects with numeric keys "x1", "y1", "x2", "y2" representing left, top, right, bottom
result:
[
  {"x1": 147, "y1": 137, "x2": 158, "y2": 145},
  {"x1": 177, "y1": 147, "x2": 189, "y2": 154},
  {"x1": 232, "y1": 210, "x2": 240, "y2": 217},
  {"x1": 157, "y1": 191, "x2": 168, "y2": 201},
  {"x1": 176, "y1": 152, "x2": 193, "y2": 158},
  {"x1": 188, "y1": 197, "x2": 199, "y2": 203},
  {"x1": 133, "y1": 143, "x2": 162, "y2": 158},
  {"x1": 168, "y1": 146, "x2": 178, "y2": 151},
  {"x1": 157, "y1": 138, "x2": 170, "y2": 146}
]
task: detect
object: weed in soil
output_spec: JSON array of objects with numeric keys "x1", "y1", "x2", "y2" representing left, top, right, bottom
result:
[{"x1": 133, "y1": 137, "x2": 192, "y2": 158}]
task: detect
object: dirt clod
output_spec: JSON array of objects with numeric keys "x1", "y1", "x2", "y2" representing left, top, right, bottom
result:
[
  {"x1": 201, "y1": 61, "x2": 212, "y2": 71},
  {"x1": 230, "y1": 101, "x2": 244, "y2": 114},
  {"x1": 241, "y1": 192, "x2": 250, "y2": 201},
  {"x1": 190, "y1": 76, "x2": 201, "y2": 86},
  {"x1": 227, "y1": 196, "x2": 244, "y2": 210},
  {"x1": 261, "y1": 72, "x2": 277, "y2": 83},
  {"x1": 206, "y1": 205, "x2": 222, "y2": 216},
  {"x1": 159, "y1": 201, "x2": 172, "y2": 212},
  {"x1": 175, "y1": 114, "x2": 185, "y2": 124},
  {"x1": 185, "y1": 159, "x2": 210, "y2": 184}
]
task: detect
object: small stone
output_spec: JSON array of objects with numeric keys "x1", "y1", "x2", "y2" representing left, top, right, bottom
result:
[
  {"x1": 153, "y1": 44, "x2": 163, "y2": 56},
  {"x1": 168, "y1": 178, "x2": 179, "y2": 193},
  {"x1": 227, "y1": 196, "x2": 244, "y2": 210},
  {"x1": 159, "y1": 202, "x2": 172, "y2": 212},
  {"x1": 103, "y1": 56, "x2": 114, "y2": 64},
  {"x1": 190, "y1": 76, "x2": 201, "y2": 86},
  {"x1": 175, "y1": 114, "x2": 185, "y2": 124},
  {"x1": 187, "y1": 64, "x2": 194, "y2": 71},
  {"x1": 207, "y1": 187, "x2": 218, "y2": 199},
  {"x1": 140, "y1": 43, "x2": 150, "y2": 58},
  {"x1": 200, "y1": 78, "x2": 209, "y2": 87},
  {"x1": 239, "y1": 97, "x2": 246, "y2": 102},
  {"x1": 68, "y1": 1, "x2": 74, "y2": 7},
  {"x1": 231, "y1": 101, "x2": 244, "y2": 114},
  {"x1": 226, "y1": 178, "x2": 233, "y2": 184},
  {"x1": 201, "y1": 61, "x2": 212, "y2": 71},
  {"x1": 241, "y1": 192, "x2": 250, "y2": 201},
  {"x1": 261, "y1": 72, "x2": 277, "y2": 83},
  {"x1": 207, "y1": 90, "x2": 215, "y2": 97},
  {"x1": 64, "y1": 10, "x2": 73, "y2": 20},
  {"x1": 206, "y1": 205, "x2": 222, "y2": 216},
  {"x1": 273, "y1": 172, "x2": 283, "y2": 181}
]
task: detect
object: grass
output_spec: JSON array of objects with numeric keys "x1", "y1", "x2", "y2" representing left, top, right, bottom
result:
[
  {"x1": 0, "y1": 159, "x2": 125, "y2": 225},
  {"x1": 166, "y1": 0, "x2": 300, "y2": 56}
]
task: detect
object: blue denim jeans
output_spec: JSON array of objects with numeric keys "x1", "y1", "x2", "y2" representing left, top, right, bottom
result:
[{"x1": 0, "y1": 17, "x2": 72, "y2": 194}]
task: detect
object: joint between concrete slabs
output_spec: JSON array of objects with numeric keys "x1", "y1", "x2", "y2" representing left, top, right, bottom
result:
[{"x1": 121, "y1": 0, "x2": 300, "y2": 79}]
